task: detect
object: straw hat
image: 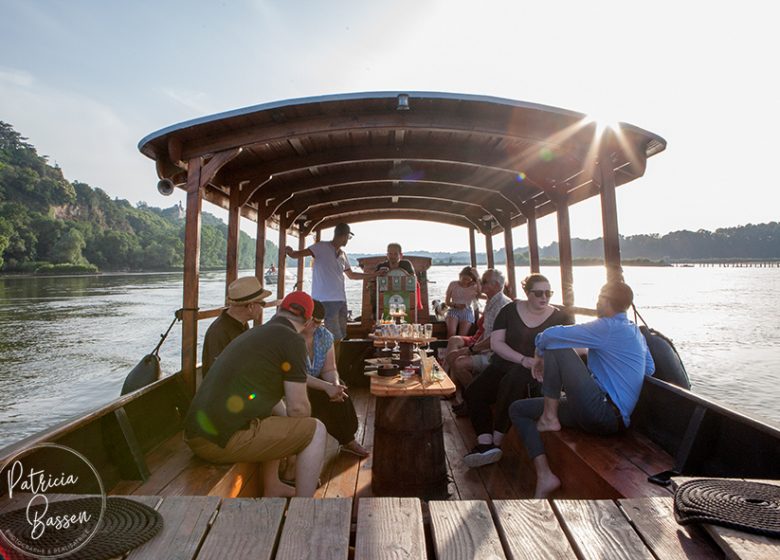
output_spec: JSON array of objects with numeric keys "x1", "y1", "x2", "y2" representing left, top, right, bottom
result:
[{"x1": 227, "y1": 277, "x2": 272, "y2": 305}]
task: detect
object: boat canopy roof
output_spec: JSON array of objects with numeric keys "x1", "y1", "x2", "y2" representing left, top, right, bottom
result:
[{"x1": 139, "y1": 91, "x2": 666, "y2": 236}]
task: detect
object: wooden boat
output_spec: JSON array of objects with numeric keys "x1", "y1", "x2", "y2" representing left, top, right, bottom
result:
[{"x1": 2, "y1": 92, "x2": 778, "y2": 558}]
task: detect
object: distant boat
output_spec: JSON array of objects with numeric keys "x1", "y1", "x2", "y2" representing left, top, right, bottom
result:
[{"x1": 264, "y1": 267, "x2": 293, "y2": 284}]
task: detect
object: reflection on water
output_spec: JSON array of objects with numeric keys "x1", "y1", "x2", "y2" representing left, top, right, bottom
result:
[{"x1": 1, "y1": 266, "x2": 779, "y2": 447}]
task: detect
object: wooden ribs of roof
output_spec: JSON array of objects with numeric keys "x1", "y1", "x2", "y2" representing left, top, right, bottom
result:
[{"x1": 139, "y1": 92, "x2": 666, "y2": 236}]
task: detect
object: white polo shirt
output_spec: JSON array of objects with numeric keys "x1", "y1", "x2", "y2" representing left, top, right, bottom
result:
[{"x1": 309, "y1": 241, "x2": 349, "y2": 302}]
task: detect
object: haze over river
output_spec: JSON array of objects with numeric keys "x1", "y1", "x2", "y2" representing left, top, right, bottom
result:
[{"x1": 1, "y1": 265, "x2": 778, "y2": 448}]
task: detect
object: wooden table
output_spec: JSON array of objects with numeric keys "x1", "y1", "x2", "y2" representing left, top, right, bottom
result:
[
  {"x1": 99, "y1": 494, "x2": 778, "y2": 559},
  {"x1": 369, "y1": 371, "x2": 455, "y2": 499},
  {"x1": 370, "y1": 334, "x2": 436, "y2": 366}
]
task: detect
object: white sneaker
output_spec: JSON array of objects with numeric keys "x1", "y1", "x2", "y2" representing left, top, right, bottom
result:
[{"x1": 463, "y1": 444, "x2": 503, "y2": 468}]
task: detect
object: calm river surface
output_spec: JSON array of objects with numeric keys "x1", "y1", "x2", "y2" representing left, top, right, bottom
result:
[{"x1": 1, "y1": 265, "x2": 778, "y2": 448}]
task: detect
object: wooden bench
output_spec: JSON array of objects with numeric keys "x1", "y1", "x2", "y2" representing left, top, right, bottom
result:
[
  {"x1": 110, "y1": 432, "x2": 261, "y2": 498},
  {"x1": 503, "y1": 426, "x2": 676, "y2": 499}
]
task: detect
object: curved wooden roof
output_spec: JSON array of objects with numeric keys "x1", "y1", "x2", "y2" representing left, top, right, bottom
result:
[{"x1": 139, "y1": 91, "x2": 666, "y2": 235}]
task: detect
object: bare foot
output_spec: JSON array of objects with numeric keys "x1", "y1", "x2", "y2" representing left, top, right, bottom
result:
[
  {"x1": 342, "y1": 440, "x2": 370, "y2": 458},
  {"x1": 264, "y1": 480, "x2": 296, "y2": 498},
  {"x1": 536, "y1": 416, "x2": 561, "y2": 432},
  {"x1": 534, "y1": 472, "x2": 561, "y2": 498}
]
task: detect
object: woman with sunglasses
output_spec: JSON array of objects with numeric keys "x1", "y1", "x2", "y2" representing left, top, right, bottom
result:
[
  {"x1": 462, "y1": 273, "x2": 572, "y2": 468},
  {"x1": 301, "y1": 300, "x2": 369, "y2": 458}
]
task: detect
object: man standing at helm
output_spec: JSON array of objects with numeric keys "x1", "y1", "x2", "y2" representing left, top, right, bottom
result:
[{"x1": 285, "y1": 223, "x2": 383, "y2": 342}]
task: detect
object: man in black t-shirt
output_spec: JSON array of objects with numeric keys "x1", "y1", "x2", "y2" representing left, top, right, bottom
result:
[
  {"x1": 201, "y1": 276, "x2": 272, "y2": 378},
  {"x1": 184, "y1": 291, "x2": 327, "y2": 497}
]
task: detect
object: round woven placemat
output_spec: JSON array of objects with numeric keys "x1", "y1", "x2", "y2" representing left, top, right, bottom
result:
[
  {"x1": 0, "y1": 496, "x2": 162, "y2": 559},
  {"x1": 674, "y1": 479, "x2": 780, "y2": 538}
]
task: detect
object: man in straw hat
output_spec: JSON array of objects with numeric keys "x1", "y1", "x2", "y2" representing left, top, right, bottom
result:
[
  {"x1": 184, "y1": 290, "x2": 327, "y2": 497},
  {"x1": 201, "y1": 276, "x2": 274, "y2": 378}
]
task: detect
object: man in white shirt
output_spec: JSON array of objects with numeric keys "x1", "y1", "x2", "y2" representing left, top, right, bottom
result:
[{"x1": 285, "y1": 223, "x2": 382, "y2": 340}]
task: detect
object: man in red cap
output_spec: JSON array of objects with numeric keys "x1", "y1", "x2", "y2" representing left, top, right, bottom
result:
[{"x1": 184, "y1": 290, "x2": 326, "y2": 497}]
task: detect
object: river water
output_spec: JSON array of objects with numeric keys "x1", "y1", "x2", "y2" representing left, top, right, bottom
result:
[{"x1": 1, "y1": 265, "x2": 778, "y2": 448}]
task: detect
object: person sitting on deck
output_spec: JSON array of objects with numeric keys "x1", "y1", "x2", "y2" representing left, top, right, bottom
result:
[
  {"x1": 183, "y1": 291, "x2": 327, "y2": 498},
  {"x1": 285, "y1": 223, "x2": 384, "y2": 342},
  {"x1": 444, "y1": 266, "x2": 481, "y2": 338},
  {"x1": 201, "y1": 276, "x2": 272, "y2": 378},
  {"x1": 443, "y1": 269, "x2": 512, "y2": 413},
  {"x1": 509, "y1": 281, "x2": 655, "y2": 498},
  {"x1": 302, "y1": 300, "x2": 369, "y2": 458},
  {"x1": 463, "y1": 274, "x2": 571, "y2": 468}
]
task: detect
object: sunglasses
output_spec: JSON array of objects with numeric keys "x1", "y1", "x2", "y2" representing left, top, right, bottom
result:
[{"x1": 530, "y1": 290, "x2": 554, "y2": 298}]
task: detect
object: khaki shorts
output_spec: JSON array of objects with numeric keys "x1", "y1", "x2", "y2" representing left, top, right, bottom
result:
[{"x1": 186, "y1": 416, "x2": 317, "y2": 464}]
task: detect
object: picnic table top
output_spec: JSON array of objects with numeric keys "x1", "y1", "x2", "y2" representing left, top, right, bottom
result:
[{"x1": 370, "y1": 370, "x2": 456, "y2": 398}]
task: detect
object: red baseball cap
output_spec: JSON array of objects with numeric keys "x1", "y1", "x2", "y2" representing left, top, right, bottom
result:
[{"x1": 280, "y1": 291, "x2": 315, "y2": 320}]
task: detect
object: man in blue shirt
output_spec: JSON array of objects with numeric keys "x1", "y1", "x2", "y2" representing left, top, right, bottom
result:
[{"x1": 509, "y1": 282, "x2": 655, "y2": 498}]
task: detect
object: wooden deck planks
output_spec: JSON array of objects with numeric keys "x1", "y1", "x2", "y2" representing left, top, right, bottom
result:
[
  {"x1": 553, "y1": 499, "x2": 654, "y2": 559},
  {"x1": 492, "y1": 499, "x2": 576, "y2": 559},
  {"x1": 126, "y1": 495, "x2": 220, "y2": 560},
  {"x1": 429, "y1": 500, "x2": 506, "y2": 560},
  {"x1": 276, "y1": 497, "x2": 352, "y2": 560},
  {"x1": 439, "y1": 400, "x2": 490, "y2": 500},
  {"x1": 619, "y1": 497, "x2": 722, "y2": 559},
  {"x1": 355, "y1": 497, "x2": 427, "y2": 559},
  {"x1": 196, "y1": 498, "x2": 285, "y2": 560}
]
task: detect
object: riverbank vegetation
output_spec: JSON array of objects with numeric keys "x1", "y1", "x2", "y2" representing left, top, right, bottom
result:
[
  {"x1": 0, "y1": 122, "x2": 277, "y2": 273},
  {"x1": 1, "y1": 122, "x2": 778, "y2": 273}
]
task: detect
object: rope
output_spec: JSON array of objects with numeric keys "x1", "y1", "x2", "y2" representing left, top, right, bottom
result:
[
  {"x1": 674, "y1": 479, "x2": 780, "y2": 538},
  {"x1": 151, "y1": 310, "x2": 183, "y2": 357},
  {"x1": 0, "y1": 497, "x2": 163, "y2": 559}
]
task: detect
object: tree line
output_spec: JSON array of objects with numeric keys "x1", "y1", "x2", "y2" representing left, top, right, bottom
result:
[{"x1": 0, "y1": 122, "x2": 278, "y2": 273}]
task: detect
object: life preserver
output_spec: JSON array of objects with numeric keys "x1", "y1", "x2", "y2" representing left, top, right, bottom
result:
[
  {"x1": 121, "y1": 354, "x2": 162, "y2": 395},
  {"x1": 640, "y1": 326, "x2": 691, "y2": 389}
]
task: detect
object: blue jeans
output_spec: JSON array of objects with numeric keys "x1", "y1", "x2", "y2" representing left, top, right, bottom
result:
[
  {"x1": 509, "y1": 348, "x2": 620, "y2": 459},
  {"x1": 322, "y1": 300, "x2": 348, "y2": 340}
]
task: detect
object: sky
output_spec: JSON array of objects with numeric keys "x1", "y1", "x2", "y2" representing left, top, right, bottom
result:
[{"x1": 1, "y1": 0, "x2": 778, "y2": 255}]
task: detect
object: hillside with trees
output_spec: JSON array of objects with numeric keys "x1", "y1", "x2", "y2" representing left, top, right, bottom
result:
[{"x1": 0, "y1": 122, "x2": 277, "y2": 273}]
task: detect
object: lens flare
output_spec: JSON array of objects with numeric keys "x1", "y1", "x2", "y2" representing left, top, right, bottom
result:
[
  {"x1": 515, "y1": 171, "x2": 527, "y2": 183},
  {"x1": 196, "y1": 410, "x2": 218, "y2": 436},
  {"x1": 539, "y1": 147, "x2": 554, "y2": 162},
  {"x1": 248, "y1": 393, "x2": 256, "y2": 400},
  {"x1": 226, "y1": 395, "x2": 244, "y2": 413},
  {"x1": 280, "y1": 361, "x2": 292, "y2": 372}
]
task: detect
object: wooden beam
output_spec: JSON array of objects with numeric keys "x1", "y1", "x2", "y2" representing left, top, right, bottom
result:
[
  {"x1": 469, "y1": 227, "x2": 477, "y2": 267},
  {"x1": 305, "y1": 209, "x2": 480, "y2": 236},
  {"x1": 225, "y1": 185, "x2": 241, "y2": 296},
  {"x1": 277, "y1": 219, "x2": 288, "y2": 300},
  {"x1": 598, "y1": 144, "x2": 624, "y2": 284},
  {"x1": 485, "y1": 231, "x2": 495, "y2": 269},
  {"x1": 554, "y1": 191, "x2": 575, "y2": 307},
  {"x1": 523, "y1": 203, "x2": 540, "y2": 273},
  {"x1": 502, "y1": 219, "x2": 517, "y2": 298},
  {"x1": 181, "y1": 157, "x2": 203, "y2": 395},
  {"x1": 255, "y1": 212, "x2": 267, "y2": 283},
  {"x1": 201, "y1": 148, "x2": 242, "y2": 185},
  {"x1": 296, "y1": 225, "x2": 306, "y2": 291}
]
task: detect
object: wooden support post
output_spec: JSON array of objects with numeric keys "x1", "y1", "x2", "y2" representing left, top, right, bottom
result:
[
  {"x1": 255, "y1": 213, "x2": 267, "y2": 283},
  {"x1": 554, "y1": 192, "x2": 575, "y2": 308},
  {"x1": 296, "y1": 225, "x2": 306, "y2": 291},
  {"x1": 315, "y1": 229, "x2": 321, "y2": 243},
  {"x1": 468, "y1": 227, "x2": 477, "y2": 267},
  {"x1": 523, "y1": 204, "x2": 540, "y2": 273},
  {"x1": 277, "y1": 219, "x2": 288, "y2": 300},
  {"x1": 501, "y1": 219, "x2": 517, "y2": 298},
  {"x1": 485, "y1": 230, "x2": 495, "y2": 269},
  {"x1": 179, "y1": 148, "x2": 241, "y2": 394},
  {"x1": 181, "y1": 158, "x2": 203, "y2": 395},
  {"x1": 598, "y1": 151, "x2": 624, "y2": 284},
  {"x1": 225, "y1": 186, "x2": 241, "y2": 297}
]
